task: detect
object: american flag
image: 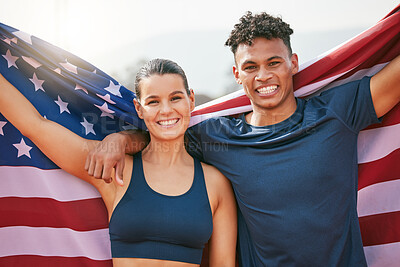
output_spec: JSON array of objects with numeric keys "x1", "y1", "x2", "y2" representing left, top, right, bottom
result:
[{"x1": 0, "y1": 4, "x2": 399, "y2": 267}]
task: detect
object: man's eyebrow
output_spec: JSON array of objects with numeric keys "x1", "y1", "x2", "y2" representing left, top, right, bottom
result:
[{"x1": 170, "y1": 90, "x2": 185, "y2": 95}]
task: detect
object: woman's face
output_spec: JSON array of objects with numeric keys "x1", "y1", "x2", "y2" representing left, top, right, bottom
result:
[{"x1": 134, "y1": 74, "x2": 195, "y2": 142}]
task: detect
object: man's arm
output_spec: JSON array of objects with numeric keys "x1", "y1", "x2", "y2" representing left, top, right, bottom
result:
[
  {"x1": 84, "y1": 130, "x2": 149, "y2": 185},
  {"x1": 370, "y1": 55, "x2": 400, "y2": 118}
]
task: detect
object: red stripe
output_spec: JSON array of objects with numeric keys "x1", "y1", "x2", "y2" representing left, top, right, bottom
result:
[
  {"x1": 0, "y1": 197, "x2": 108, "y2": 231},
  {"x1": 293, "y1": 11, "x2": 400, "y2": 90},
  {"x1": 365, "y1": 103, "x2": 400, "y2": 130},
  {"x1": 359, "y1": 210, "x2": 400, "y2": 246},
  {"x1": 191, "y1": 94, "x2": 250, "y2": 116},
  {"x1": 0, "y1": 255, "x2": 112, "y2": 267},
  {"x1": 358, "y1": 149, "x2": 400, "y2": 190}
]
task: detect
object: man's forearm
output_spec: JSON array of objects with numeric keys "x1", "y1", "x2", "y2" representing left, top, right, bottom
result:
[{"x1": 118, "y1": 129, "x2": 149, "y2": 155}]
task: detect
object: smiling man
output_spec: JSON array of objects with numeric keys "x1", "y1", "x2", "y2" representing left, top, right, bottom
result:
[{"x1": 85, "y1": 12, "x2": 400, "y2": 266}]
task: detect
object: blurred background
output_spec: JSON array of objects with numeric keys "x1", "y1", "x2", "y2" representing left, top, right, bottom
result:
[{"x1": 0, "y1": 0, "x2": 398, "y2": 104}]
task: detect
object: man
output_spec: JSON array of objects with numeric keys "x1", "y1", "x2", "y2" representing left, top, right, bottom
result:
[{"x1": 86, "y1": 12, "x2": 400, "y2": 266}]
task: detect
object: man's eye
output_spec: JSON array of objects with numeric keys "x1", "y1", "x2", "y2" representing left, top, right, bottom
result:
[
  {"x1": 269, "y1": 61, "x2": 280, "y2": 66},
  {"x1": 171, "y1": 96, "x2": 182, "y2": 102},
  {"x1": 244, "y1": 66, "x2": 256, "y2": 70}
]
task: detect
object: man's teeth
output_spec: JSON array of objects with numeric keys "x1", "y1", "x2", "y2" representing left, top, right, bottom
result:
[
  {"x1": 257, "y1": 85, "x2": 278, "y2": 94},
  {"x1": 158, "y1": 119, "x2": 178, "y2": 126}
]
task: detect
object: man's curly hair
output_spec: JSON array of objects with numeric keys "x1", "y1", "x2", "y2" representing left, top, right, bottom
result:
[{"x1": 225, "y1": 12, "x2": 294, "y2": 56}]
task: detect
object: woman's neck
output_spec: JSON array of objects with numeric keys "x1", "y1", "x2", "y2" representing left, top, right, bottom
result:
[{"x1": 142, "y1": 138, "x2": 190, "y2": 166}]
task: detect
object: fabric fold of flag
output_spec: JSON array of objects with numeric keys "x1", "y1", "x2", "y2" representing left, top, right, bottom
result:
[{"x1": 0, "y1": 4, "x2": 399, "y2": 267}]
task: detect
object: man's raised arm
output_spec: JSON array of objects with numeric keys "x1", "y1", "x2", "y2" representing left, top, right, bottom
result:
[
  {"x1": 84, "y1": 130, "x2": 149, "y2": 185},
  {"x1": 370, "y1": 54, "x2": 400, "y2": 118}
]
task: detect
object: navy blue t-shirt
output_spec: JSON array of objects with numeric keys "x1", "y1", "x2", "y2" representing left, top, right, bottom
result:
[{"x1": 186, "y1": 77, "x2": 380, "y2": 266}]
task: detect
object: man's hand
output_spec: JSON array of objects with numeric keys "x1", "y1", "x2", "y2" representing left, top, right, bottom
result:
[{"x1": 84, "y1": 130, "x2": 149, "y2": 186}]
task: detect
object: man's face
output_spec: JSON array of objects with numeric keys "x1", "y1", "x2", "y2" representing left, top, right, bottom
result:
[{"x1": 233, "y1": 38, "x2": 299, "y2": 118}]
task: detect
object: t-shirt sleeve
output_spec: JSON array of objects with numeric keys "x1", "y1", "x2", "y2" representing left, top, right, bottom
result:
[
  {"x1": 185, "y1": 122, "x2": 205, "y2": 161},
  {"x1": 318, "y1": 76, "x2": 381, "y2": 132}
]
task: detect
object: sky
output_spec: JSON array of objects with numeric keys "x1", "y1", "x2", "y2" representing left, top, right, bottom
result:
[{"x1": 0, "y1": 0, "x2": 398, "y2": 97}]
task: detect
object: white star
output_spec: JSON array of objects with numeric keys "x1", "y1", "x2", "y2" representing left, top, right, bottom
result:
[
  {"x1": 75, "y1": 84, "x2": 88, "y2": 94},
  {"x1": 96, "y1": 93, "x2": 116, "y2": 104},
  {"x1": 94, "y1": 102, "x2": 115, "y2": 119},
  {"x1": 1, "y1": 37, "x2": 17, "y2": 45},
  {"x1": 13, "y1": 138, "x2": 33, "y2": 158},
  {"x1": 0, "y1": 121, "x2": 7, "y2": 135},
  {"x1": 104, "y1": 81, "x2": 122, "y2": 97},
  {"x1": 60, "y1": 60, "x2": 78, "y2": 74},
  {"x1": 13, "y1": 30, "x2": 33, "y2": 45},
  {"x1": 29, "y1": 73, "x2": 45, "y2": 92},
  {"x1": 80, "y1": 117, "x2": 96, "y2": 135},
  {"x1": 92, "y1": 69, "x2": 97, "y2": 74},
  {"x1": 2, "y1": 49, "x2": 19, "y2": 69},
  {"x1": 22, "y1": 56, "x2": 42, "y2": 69},
  {"x1": 55, "y1": 95, "x2": 71, "y2": 114}
]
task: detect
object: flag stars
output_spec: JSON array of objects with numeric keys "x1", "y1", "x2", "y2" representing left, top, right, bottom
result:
[
  {"x1": 1, "y1": 37, "x2": 17, "y2": 45},
  {"x1": 80, "y1": 118, "x2": 95, "y2": 135},
  {"x1": 0, "y1": 121, "x2": 7, "y2": 135},
  {"x1": 29, "y1": 73, "x2": 45, "y2": 92},
  {"x1": 13, "y1": 30, "x2": 33, "y2": 45},
  {"x1": 60, "y1": 60, "x2": 78, "y2": 74},
  {"x1": 97, "y1": 93, "x2": 116, "y2": 104},
  {"x1": 75, "y1": 84, "x2": 88, "y2": 94},
  {"x1": 2, "y1": 49, "x2": 19, "y2": 69},
  {"x1": 22, "y1": 56, "x2": 42, "y2": 69},
  {"x1": 94, "y1": 102, "x2": 115, "y2": 119},
  {"x1": 104, "y1": 81, "x2": 122, "y2": 97},
  {"x1": 55, "y1": 95, "x2": 71, "y2": 114},
  {"x1": 13, "y1": 138, "x2": 33, "y2": 158}
]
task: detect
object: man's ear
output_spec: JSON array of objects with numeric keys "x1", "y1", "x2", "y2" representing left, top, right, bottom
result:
[
  {"x1": 291, "y1": 53, "x2": 299, "y2": 75},
  {"x1": 189, "y1": 89, "x2": 195, "y2": 112},
  {"x1": 233, "y1": 65, "x2": 242, "y2": 84},
  {"x1": 133, "y1": 99, "x2": 143, "y2": 119}
]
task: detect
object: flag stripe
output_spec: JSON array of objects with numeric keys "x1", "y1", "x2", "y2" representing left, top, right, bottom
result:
[
  {"x1": 364, "y1": 241, "x2": 400, "y2": 267},
  {"x1": 0, "y1": 166, "x2": 101, "y2": 201},
  {"x1": 366, "y1": 103, "x2": 400, "y2": 130},
  {"x1": 359, "y1": 211, "x2": 400, "y2": 246},
  {"x1": 358, "y1": 149, "x2": 400, "y2": 190},
  {"x1": 0, "y1": 197, "x2": 108, "y2": 231},
  {"x1": 358, "y1": 180, "x2": 400, "y2": 217},
  {"x1": 0, "y1": 255, "x2": 112, "y2": 267},
  {"x1": 357, "y1": 123, "x2": 400, "y2": 164},
  {"x1": 0, "y1": 226, "x2": 111, "y2": 260}
]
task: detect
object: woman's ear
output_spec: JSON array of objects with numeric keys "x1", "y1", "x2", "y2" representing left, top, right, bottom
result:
[
  {"x1": 133, "y1": 99, "x2": 143, "y2": 119},
  {"x1": 189, "y1": 89, "x2": 195, "y2": 112}
]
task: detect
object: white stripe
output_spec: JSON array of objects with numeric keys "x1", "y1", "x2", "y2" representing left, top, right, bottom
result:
[
  {"x1": 314, "y1": 63, "x2": 387, "y2": 94},
  {"x1": 193, "y1": 89, "x2": 245, "y2": 111},
  {"x1": 358, "y1": 123, "x2": 400, "y2": 164},
  {"x1": 364, "y1": 241, "x2": 400, "y2": 267},
  {"x1": 358, "y1": 179, "x2": 400, "y2": 217},
  {"x1": 0, "y1": 226, "x2": 111, "y2": 260},
  {"x1": 295, "y1": 63, "x2": 387, "y2": 98},
  {"x1": 190, "y1": 105, "x2": 252, "y2": 126},
  {"x1": 294, "y1": 72, "x2": 351, "y2": 97},
  {"x1": 0, "y1": 166, "x2": 100, "y2": 201}
]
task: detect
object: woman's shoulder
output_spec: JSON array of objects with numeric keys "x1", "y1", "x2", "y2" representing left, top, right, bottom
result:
[{"x1": 200, "y1": 162, "x2": 231, "y2": 191}]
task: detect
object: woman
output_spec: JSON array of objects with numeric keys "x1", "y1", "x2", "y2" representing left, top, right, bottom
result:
[{"x1": 0, "y1": 59, "x2": 237, "y2": 267}]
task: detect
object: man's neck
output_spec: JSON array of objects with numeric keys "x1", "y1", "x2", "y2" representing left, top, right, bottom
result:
[{"x1": 246, "y1": 101, "x2": 298, "y2": 127}]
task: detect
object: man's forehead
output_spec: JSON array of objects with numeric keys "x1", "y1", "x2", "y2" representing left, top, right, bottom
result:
[{"x1": 235, "y1": 38, "x2": 289, "y2": 64}]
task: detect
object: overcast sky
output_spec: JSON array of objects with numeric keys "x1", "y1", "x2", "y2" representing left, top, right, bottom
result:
[{"x1": 0, "y1": 0, "x2": 398, "y2": 97}]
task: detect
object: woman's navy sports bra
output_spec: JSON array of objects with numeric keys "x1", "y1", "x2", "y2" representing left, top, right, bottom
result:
[{"x1": 109, "y1": 152, "x2": 213, "y2": 264}]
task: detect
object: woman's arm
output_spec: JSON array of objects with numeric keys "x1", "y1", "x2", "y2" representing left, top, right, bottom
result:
[
  {"x1": 203, "y1": 164, "x2": 237, "y2": 267},
  {"x1": 0, "y1": 73, "x2": 115, "y2": 203}
]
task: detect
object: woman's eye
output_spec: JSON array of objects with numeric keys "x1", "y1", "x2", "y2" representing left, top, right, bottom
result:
[{"x1": 147, "y1": 100, "x2": 158, "y2": 105}]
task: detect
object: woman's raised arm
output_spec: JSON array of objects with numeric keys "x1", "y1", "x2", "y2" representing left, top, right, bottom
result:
[{"x1": 0, "y1": 73, "x2": 114, "y2": 200}]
